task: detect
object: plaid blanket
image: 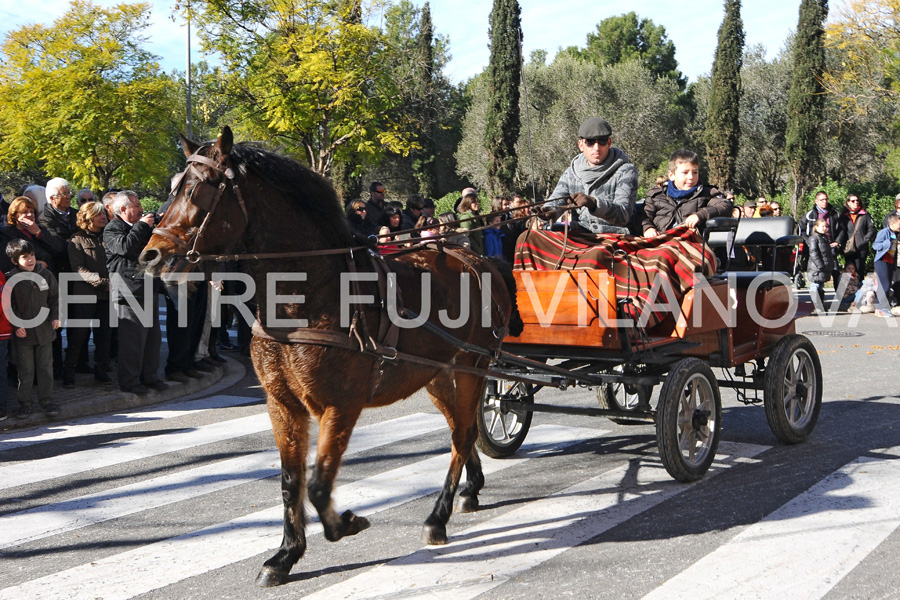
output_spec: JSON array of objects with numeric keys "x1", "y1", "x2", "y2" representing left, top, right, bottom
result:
[{"x1": 514, "y1": 225, "x2": 716, "y2": 327}]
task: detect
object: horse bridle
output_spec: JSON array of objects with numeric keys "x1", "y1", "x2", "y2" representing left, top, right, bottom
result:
[{"x1": 153, "y1": 152, "x2": 249, "y2": 263}]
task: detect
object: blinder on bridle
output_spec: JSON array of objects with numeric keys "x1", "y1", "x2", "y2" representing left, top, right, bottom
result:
[{"x1": 155, "y1": 150, "x2": 249, "y2": 263}]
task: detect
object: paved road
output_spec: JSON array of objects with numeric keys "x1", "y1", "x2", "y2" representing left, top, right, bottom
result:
[{"x1": 1, "y1": 311, "x2": 899, "y2": 600}]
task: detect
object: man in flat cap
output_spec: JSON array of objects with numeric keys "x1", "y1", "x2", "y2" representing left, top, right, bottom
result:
[{"x1": 545, "y1": 117, "x2": 638, "y2": 234}]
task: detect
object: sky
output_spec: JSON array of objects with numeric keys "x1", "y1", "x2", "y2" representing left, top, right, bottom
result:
[{"x1": 1, "y1": 0, "x2": 807, "y2": 84}]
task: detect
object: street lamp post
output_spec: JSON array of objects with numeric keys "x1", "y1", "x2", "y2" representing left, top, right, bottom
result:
[{"x1": 186, "y1": 8, "x2": 193, "y2": 139}]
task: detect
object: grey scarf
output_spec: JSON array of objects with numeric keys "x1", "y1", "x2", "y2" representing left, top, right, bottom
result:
[{"x1": 572, "y1": 147, "x2": 630, "y2": 194}]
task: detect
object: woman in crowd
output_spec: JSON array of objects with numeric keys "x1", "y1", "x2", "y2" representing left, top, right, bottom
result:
[
  {"x1": 457, "y1": 194, "x2": 484, "y2": 255},
  {"x1": 63, "y1": 201, "x2": 112, "y2": 386},
  {"x1": 345, "y1": 199, "x2": 372, "y2": 243},
  {"x1": 836, "y1": 194, "x2": 876, "y2": 278},
  {"x1": 0, "y1": 196, "x2": 65, "y2": 273},
  {"x1": 377, "y1": 205, "x2": 405, "y2": 254}
]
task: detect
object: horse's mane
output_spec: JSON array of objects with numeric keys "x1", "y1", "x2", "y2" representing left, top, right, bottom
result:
[{"x1": 225, "y1": 142, "x2": 353, "y2": 249}]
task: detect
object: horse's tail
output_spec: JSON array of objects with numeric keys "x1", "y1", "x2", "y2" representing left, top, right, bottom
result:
[{"x1": 486, "y1": 256, "x2": 524, "y2": 338}]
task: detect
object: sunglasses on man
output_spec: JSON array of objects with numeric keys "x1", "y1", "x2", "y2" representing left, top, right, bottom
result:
[{"x1": 581, "y1": 138, "x2": 609, "y2": 147}]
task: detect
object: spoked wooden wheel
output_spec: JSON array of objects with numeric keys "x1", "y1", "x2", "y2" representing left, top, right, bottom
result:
[
  {"x1": 763, "y1": 334, "x2": 822, "y2": 444},
  {"x1": 656, "y1": 358, "x2": 722, "y2": 482},
  {"x1": 476, "y1": 378, "x2": 533, "y2": 458}
]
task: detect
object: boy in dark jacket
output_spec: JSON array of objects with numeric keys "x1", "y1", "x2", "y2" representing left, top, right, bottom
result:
[
  {"x1": 5, "y1": 239, "x2": 60, "y2": 418},
  {"x1": 642, "y1": 149, "x2": 732, "y2": 237},
  {"x1": 807, "y1": 219, "x2": 836, "y2": 312}
]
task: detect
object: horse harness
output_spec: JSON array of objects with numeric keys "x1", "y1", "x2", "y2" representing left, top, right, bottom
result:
[
  {"x1": 153, "y1": 153, "x2": 250, "y2": 264},
  {"x1": 163, "y1": 150, "x2": 516, "y2": 400}
]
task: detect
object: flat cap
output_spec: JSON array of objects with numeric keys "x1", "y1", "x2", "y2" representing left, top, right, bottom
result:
[
  {"x1": 578, "y1": 117, "x2": 612, "y2": 139},
  {"x1": 461, "y1": 187, "x2": 478, "y2": 198}
]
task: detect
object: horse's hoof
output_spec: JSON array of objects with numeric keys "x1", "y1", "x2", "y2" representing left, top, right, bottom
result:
[
  {"x1": 340, "y1": 510, "x2": 371, "y2": 537},
  {"x1": 255, "y1": 566, "x2": 289, "y2": 587},
  {"x1": 421, "y1": 523, "x2": 448, "y2": 545},
  {"x1": 456, "y1": 495, "x2": 479, "y2": 513}
]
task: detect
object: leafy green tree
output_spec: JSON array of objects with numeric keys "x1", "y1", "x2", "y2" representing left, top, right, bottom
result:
[
  {"x1": 458, "y1": 55, "x2": 687, "y2": 196},
  {"x1": 573, "y1": 12, "x2": 685, "y2": 89},
  {"x1": 824, "y1": 0, "x2": 900, "y2": 115},
  {"x1": 0, "y1": 1, "x2": 178, "y2": 190},
  {"x1": 484, "y1": 0, "x2": 522, "y2": 195},
  {"x1": 190, "y1": 0, "x2": 416, "y2": 177},
  {"x1": 705, "y1": 0, "x2": 744, "y2": 190},
  {"x1": 786, "y1": 0, "x2": 829, "y2": 213}
]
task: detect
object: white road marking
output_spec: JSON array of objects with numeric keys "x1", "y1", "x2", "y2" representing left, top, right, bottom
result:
[
  {"x1": 642, "y1": 446, "x2": 900, "y2": 600},
  {"x1": 0, "y1": 412, "x2": 275, "y2": 490},
  {"x1": 0, "y1": 413, "x2": 448, "y2": 549},
  {"x1": 299, "y1": 441, "x2": 771, "y2": 600},
  {"x1": 0, "y1": 395, "x2": 262, "y2": 452},
  {"x1": 0, "y1": 424, "x2": 602, "y2": 600}
]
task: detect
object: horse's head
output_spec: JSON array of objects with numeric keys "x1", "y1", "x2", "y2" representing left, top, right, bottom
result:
[{"x1": 140, "y1": 126, "x2": 248, "y2": 277}]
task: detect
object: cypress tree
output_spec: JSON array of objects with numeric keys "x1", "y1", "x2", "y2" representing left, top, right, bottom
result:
[
  {"x1": 412, "y1": 2, "x2": 437, "y2": 199},
  {"x1": 786, "y1": 0, "x2": 828, "y2": 214},
  {"x1": 705, "y1": 0, "x2": 744, "y2": 190},
  {"x1": 484, "y1": 0, "x2": 522, "y2": 195}
]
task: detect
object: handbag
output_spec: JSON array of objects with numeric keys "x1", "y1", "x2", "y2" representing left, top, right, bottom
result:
[{"x1": 843, "y1": 217, "x2": 859, "y2": 253}]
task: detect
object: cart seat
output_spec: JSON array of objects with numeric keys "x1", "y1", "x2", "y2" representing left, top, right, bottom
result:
[
  {"x1": 706, "y1": 216, "x2": 800, "y2": 274},
  {"x1": 716, "y1": 271, "x2": 792, "y2": 289}
]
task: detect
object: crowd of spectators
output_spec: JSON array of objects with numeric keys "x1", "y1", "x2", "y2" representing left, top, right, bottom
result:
[{"x1": 0, "y1": 180, "x2": 244, "y2": 423}]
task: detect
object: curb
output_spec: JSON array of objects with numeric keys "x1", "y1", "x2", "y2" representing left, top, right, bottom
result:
[{"x1": 1, "y1": 356, "x2": 247, "y2": 431}]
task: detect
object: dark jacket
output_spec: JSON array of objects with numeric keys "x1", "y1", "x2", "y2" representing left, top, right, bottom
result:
[
  {"x1": 835, "y1": 209, "x2": 876, "y2": 257},
  {"x1": 364, "y1": 198, "x2": 386, "y2": 233},
  {"x1": 400, "y1": 209, "x2": 420, "y2": 231},
  {"x1": 800, "y1": 205, "x2": 840, "y2": 242},
  {"x1": 104, "y1": 216, "x2": 154, "y2": 299},
  {"x1": 642, "y1": 184, "x2": 732, "y2": 234},
  {"x1": 39, "y1": 205, "x2": 79, "y2": 241},
  {"x1": 69, "y1": 229, "x2": 110, "y2": 299},
  {"x1": 807, "y1": 231, "x2": 836, "y2": 283},
  {"x1": 501, "y1": 219, "x2": 528, "y2": 264},
  {"x1": 0, "y1": 224, "x2": 66, "y2": 274},
  {"x1": 5, "y1": 263, "x2": 59, "y2": 346}
]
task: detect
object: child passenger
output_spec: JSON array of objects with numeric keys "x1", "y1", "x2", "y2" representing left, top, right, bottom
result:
[
  {"x1": 5, "y1": 239, "x2": 61, "y2": 419},
  {"x1": 642, "y1": 149, "x2": 733, "y2": 237}
]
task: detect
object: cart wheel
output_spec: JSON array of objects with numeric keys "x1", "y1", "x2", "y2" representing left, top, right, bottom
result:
[
  {"x1": 476, "y1": 378, "x2": 533, "y2": 458},
  {"x1": 656, "y1": 358, "x2": 722, "y2": 482},
  {"x1": 763, "y1": 334, "x2": 822, "y2": 444},
  {"x1": 597, "y1": 381, "x2": 652, "y2": 425}
]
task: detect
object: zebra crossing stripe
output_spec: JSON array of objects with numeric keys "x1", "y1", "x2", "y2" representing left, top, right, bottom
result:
[
  {"x1": 0, "y1": 413, "x2": 448, "y2": 550},
  {"x1": 298, "y1": 441, "x2": 771, "y2": 600},
  {"x1": 0, "y1": 395, "x2": 262, "y2": 452},
  {"x1": 0, "y1": 412, "x2": 276, "y2": 491},
  {"x1": 0, "y1": 424, "x2": 602, "y2": 600},
  {"x1": 641, "y1": 446, "x2": 900, "y2": 600}
]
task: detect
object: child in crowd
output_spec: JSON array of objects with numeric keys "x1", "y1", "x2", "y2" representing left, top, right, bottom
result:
[
  {"x1": 482, "y1": 215, "x2": 504, "y2": 257},
  {"x1": 5, "y1": 239, "x2": 60, "y2": 419},
  {"x1": 642, "y1": 149, "x2": 732, "y2": 237},
  {"x1": 0, "y1": 271, "x2": 11, "y2": 422},
  {"x1": 871, "y1": 214, "x2": 900, "y2": 317},
  {"x1": 807, "y1": 219, "x2": 835, "y2": 313}
]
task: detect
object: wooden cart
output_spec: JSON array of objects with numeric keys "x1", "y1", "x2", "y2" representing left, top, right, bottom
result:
[{"x1": 476, "y1": 218, "x2": 822, "y2": 482}]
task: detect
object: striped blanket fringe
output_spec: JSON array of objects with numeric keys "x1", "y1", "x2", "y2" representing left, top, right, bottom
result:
[{"x1": 514, "y1": 225, "x2": 716, "y2": 328}]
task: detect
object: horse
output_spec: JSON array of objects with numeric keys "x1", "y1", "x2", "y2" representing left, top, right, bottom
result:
[{"x1": 139, "y1": 127, "x2": 521, "y2": 587}]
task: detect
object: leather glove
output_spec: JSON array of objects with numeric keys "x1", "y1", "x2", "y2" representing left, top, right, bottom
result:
[
  {"x1": 537, "y1": 205, "x2": 563, "y2": 221},
  {"x1": 569, "y1": 193, "x2": 597, "y2": 212}
]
